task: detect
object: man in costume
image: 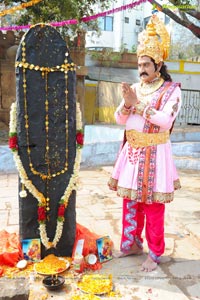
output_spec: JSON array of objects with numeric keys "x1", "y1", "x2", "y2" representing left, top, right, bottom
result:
[{"x1": 108, "y1": 14, "x2": 182, "y2": 272}]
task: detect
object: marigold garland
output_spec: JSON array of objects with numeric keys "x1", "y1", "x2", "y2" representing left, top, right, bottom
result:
[
  {"x1": 9, "y1": 101, "x2": 84, "y2": 249},
  {"x1": 0, "y1": 0, "x2": 42, "y2": 17}
]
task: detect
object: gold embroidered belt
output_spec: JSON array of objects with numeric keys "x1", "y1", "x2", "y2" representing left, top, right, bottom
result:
[{"x1": 126, "y1": 129, "x2": 169, "y2": 148}]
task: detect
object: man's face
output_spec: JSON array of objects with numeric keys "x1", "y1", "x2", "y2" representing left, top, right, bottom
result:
[{"x1": 138, "y1": 56, "x2": 158, "y2": 83}]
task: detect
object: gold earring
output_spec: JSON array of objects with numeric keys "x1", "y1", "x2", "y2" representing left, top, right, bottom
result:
[{"x1": 156, "y1": 71, "x2": 161, "y2": 78}]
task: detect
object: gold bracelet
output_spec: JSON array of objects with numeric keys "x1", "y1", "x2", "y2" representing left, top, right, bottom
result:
[
  {"x1": 120, "y1": 105, "x2": 131, "y2": 115},
  {"x1": 124, "y1": 103, "x2": 132, "y2": 109}
]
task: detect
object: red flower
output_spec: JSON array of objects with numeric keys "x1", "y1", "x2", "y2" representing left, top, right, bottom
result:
[
  {"x1": 9, "y1": 135, "x2": 18, "y2": 151},
  {"x1": 76, "y1": 131, "x2": 84, "y2": 147},
  {"x1": 58, "y1": 204, "x2": 65, "y2": 217},
  {"x1": 38, "y1": 206, "x2": 46, "y2": 223}
]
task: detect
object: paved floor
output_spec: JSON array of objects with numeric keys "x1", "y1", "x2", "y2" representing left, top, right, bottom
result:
[{"x1": 0, "y1": 166, "x2": 200, "y2": 299}]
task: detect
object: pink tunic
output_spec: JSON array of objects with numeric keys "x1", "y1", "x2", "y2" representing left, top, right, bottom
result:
[{"x1": 108, "y1": 81, "x2": 182, "y2": 204}]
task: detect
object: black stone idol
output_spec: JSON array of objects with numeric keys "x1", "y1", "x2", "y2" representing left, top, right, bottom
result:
[{"x1": 15, "y1": 24, "x2": 77, "y2": 258}]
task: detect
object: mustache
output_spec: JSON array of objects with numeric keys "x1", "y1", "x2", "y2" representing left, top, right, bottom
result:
[{"x1": 140, "y1": 72, "x2": 149, "y2": 77}]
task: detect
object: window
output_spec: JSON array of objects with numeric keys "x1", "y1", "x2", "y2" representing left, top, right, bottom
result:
[
  {"x1": 98, "y1": 16, "x2": 113, "y2": 31},
  {"x1": 136, "y1": 19, "x2": 141, "y2": 26},
  {"x1": 125, "y1": 17, "x2": 129, "y2": 24}
]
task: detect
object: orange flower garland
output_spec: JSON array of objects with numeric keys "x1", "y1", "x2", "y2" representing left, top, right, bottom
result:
[{"x1": 0, "y1": 0, "x2": 42, "y2": 17}]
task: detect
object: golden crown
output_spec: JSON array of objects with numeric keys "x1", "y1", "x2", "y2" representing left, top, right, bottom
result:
[{"x1": 137, "y1": 14, "x2": 170, "y2": 64}]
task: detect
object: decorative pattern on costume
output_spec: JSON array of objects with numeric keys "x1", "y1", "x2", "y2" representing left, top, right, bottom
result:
[
  {"x1": 171, "y1": 99, "x2": 179, "y2": 116},
  {"x1": 146, "y1": 146, "x2": 157, "y2": 203},
  {"x1": 135, "y1": 236, "x2": 143, "y2": 249},
  {"x1": 128, "y1": 145, "x2": 141, "y2": 165},
  {"x1": 159, "y1": 83, "x2": 180, "y2": 111},
  {"x1": 137, "y1": 148, "x2": 146, "y2": 202},
  {"x1": 121, "y1": 200, "x2": 137, "y2": 251},
  {"x1": 108, "y1": 177, "x2": 181, "y2": 203},
  {"x1": 117, "y1": 186, "x2": 138, "y2": 200},
  {"x1": 149, "y1": 249, "x2": 160, "y2": 263},
  {"x1": 137, "y1": 82, "x2": 169, "y2": 203},
  {"x1": 134, "y1": 101, "x2": 146, "y2": 116},
  {"x1": 145, "y1": 107, "x2": 156, "y2": 119},
  {"x1": 126, "y1": 129, "x2": 169, "y2": 148}
]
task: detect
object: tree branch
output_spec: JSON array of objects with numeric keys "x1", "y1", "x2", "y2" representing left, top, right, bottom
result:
[
  {"x1": 149, "y1": 0, "x2": 200, "y2": 39},
  {"x1": 169, "y1": 0, "x2": 200, "y2": 20},
  {"x1": 186, "y1": 10, "x2": 200, "y2": 20}
]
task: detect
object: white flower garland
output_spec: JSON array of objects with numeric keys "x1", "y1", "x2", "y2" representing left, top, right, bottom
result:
[{"x1": 10, "y1": 101, "x2": 82, "y2": 249}]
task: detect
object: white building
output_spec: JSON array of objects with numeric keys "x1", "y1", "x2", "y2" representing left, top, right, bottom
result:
[
  {"x1": 85, "y1": 0, "x2": 199, "y2": 58},
  {"x1": 85, "y1": 0, "x2": 145, "y2": 51}
]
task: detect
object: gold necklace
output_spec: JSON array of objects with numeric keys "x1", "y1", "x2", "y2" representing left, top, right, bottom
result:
[
  {"x1": 137, "y1": 77, "x2": 164, "y2": 96},
  {"x1": 20, "y1": 41, "x2": 72, "y2": 182}
]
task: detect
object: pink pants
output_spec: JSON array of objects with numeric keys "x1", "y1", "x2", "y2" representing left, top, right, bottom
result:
[{"x1": 121, "y1": 198, "x2": 165, "y2": 262}]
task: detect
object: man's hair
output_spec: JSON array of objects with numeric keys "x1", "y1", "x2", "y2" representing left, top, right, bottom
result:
[{"x1": 151, "y1": 58, "x2": 172, "y2": 82}]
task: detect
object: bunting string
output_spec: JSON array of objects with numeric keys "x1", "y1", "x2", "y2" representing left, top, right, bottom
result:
[{"x1": 0, "y1": 0, "x2": 148, "y2": 31}]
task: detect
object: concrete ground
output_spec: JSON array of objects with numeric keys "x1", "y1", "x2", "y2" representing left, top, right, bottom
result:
[{"x1": 0, "y1": 166, "x2": 200, "y2": 300}]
